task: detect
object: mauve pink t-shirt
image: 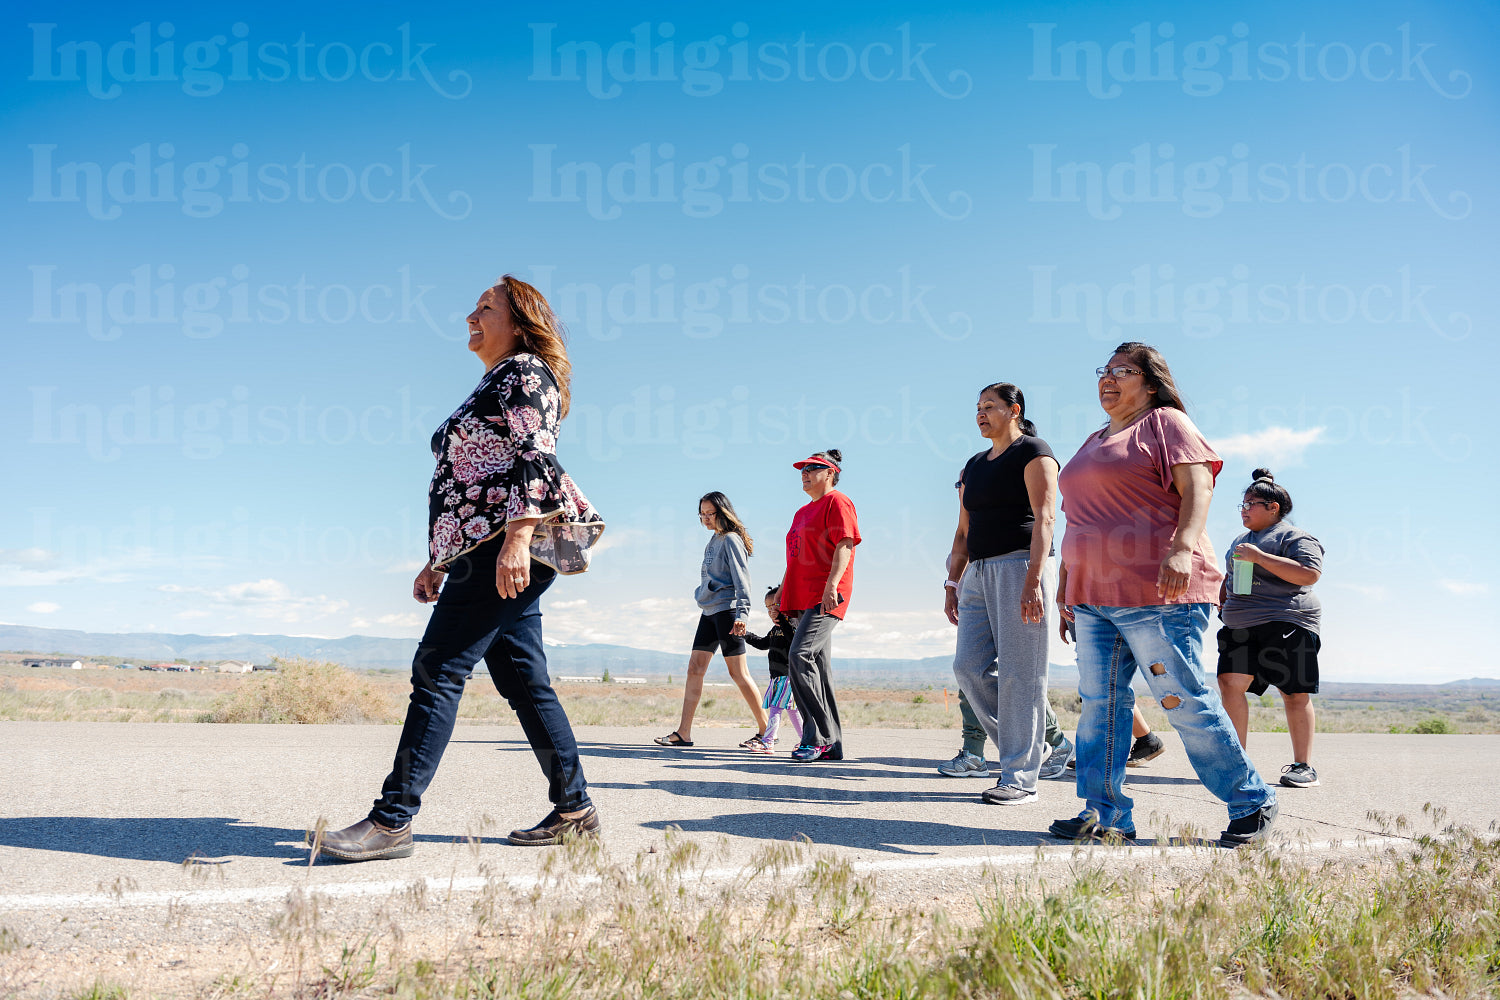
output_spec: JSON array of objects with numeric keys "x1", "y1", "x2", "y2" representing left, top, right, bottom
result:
[{"x1": 1059, "y1": 407, "x2": 1225, "y2": 608}]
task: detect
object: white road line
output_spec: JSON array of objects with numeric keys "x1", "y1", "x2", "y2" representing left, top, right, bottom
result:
[{"x1": 0, "y1": 836, "x2": 1403, "y2": 912}]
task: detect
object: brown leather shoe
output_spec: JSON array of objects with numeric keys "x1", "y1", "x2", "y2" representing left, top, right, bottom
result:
[
  {"x1": 507, "y1": 805, "x2": 601, "y2": 846},
  {"x1": 312, "y1": 818, "x2": 414, "y2": 862}
]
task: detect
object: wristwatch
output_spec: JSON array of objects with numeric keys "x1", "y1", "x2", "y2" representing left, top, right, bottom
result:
[{"x1": 944, "y1": 579, "x2": 959, "y2": 589}]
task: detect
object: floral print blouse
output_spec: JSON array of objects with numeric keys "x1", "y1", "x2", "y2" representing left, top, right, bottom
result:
[{"x1": 427, "y1": 353, "x2": 604, "y2": 574}]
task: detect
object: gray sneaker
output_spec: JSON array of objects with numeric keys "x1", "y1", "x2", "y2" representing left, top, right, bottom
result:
[
  {"x1": 1279, "y1": 762, "x2": 1319, "y2": 787},
  {"x1": 981, "y1": 784, "x2": 1038, "y2": 806},
  {"x1": 937, "y1": 750, "x2": 990, "y2": 777},
  {"x1": 1039, "y1": 736, "x2": 1075, "y2": 780}
]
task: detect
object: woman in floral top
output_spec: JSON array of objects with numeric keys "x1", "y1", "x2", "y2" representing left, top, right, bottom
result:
[{"x1": 317, "y1": 276, "x2": 605, "y2": 862}]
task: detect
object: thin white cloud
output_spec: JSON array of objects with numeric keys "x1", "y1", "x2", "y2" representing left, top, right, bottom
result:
[
  {"x1": 0, "y1": 548, "x2": 53, "y2": 566},
  {"x1": 1210, "y1": 426, "x2": 1325, "y2": 466},
  {"x1": 549, "y1": 599, "x2": 589, "y2": 609},
  {"x1": 25, "y1": 601, "x2": 60, "y2": 614},
  {"x1": 157, "y1": 578, "x2": 348, "y2": 624},
  {"x1": 1438, "y1": 579, "x2": 1488, "y2": 597},
  {"x1": 1334, "y1": 582, "x2": 1388, "y2": 601},
  {"x1": 0, "y1": 547, "x2": 219, "y2": 587}
]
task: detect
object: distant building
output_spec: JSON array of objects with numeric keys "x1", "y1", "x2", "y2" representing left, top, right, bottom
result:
[
  {"x1": 216, "y1": 660, "x2": 256, "y2": 673},
  {"x1": 252, "y1": 663, "x2": 279, "y2": 672},
  {"x1": 23, "y1": 657, "x2": 83, "y2": 670}
]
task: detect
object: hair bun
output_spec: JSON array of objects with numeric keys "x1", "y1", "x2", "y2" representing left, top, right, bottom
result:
[
  {"x1": 1250, "y1": 467, "x2": 1274, "y2": 483},
  {"x1": 827, "y1": 448, "x2": 843, "y2": 463}
]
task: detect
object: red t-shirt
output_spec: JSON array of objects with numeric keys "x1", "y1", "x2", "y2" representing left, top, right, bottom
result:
[
  {"x1": 779, "y1": 490, "x2": 861, "y2": 620},
  {"x1": 1058, "y1": 407, "x2": 1225, "y2": 608}
]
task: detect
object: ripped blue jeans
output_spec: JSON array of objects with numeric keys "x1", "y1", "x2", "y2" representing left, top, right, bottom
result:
[{"x1": 1072, "y1": 603, "x2": 1273, "y2": 831}]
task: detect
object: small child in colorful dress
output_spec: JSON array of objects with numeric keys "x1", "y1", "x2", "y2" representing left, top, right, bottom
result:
[{"x1": 742, "y1": 586, "x2": 800, "y2": 754}]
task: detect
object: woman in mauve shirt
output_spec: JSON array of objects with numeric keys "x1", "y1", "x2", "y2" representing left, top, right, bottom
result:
[{"x1": 1050, "y1": 342, "x2": 1277, "y2": 848}]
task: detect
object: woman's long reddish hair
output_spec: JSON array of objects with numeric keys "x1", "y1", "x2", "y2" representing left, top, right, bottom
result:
[{"x1": 498, "y1": 275, "x2": 573, "y2": 417}]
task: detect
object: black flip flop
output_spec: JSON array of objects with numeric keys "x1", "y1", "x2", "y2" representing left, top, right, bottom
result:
[{"x1": 653, "y1": 731, "x2": 694, "y2": 747}]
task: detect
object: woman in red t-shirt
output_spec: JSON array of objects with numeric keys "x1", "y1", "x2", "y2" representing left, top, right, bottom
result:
[
  {"x1": 1050, "y1": 342, "x2": 1276, "y2": 849},
  {"x1": 779, "y1": 449, "x2": 861, "y2": 762}
]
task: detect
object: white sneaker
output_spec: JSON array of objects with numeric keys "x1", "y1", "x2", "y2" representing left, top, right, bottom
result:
[
  {"x1": 1039, "y1": 736, "x2": 1075, "y2": 780},
  {"x1": 937, "y1": 750, "x2": 991, "y2": 777}
]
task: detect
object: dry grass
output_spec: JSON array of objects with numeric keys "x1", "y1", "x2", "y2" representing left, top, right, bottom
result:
[
  {"x1": 4, "y1": 661, "x2": 1499, "y2": 735},
  {"x1": 51, "y1": 811, "x2": 1500, "y2": 1000},
  {"x1": 198, "y1": 658, "x2": 401, "y2": 724}
]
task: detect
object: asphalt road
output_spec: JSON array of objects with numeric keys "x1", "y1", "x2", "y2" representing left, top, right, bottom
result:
[{"x1": 3, "y1": 722, "x2": 1494, "y2": 908}]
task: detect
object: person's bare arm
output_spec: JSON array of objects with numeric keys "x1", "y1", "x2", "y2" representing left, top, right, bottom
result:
[
  {"x1": 1233, "y1": 542, "x2": 1321, "y2": 586},
  {"x1": 413, "y1": 561, "x2": 444, "y2": 603},
  {"x1": 1021, "y1": 457, "x2": 1059, "y2": 625},
  {"x1": 497, "y1": 517, "x2": 543, "y2": 599},
  {"x1": 945, "y1": 491, "x2": 970, "y2": 625},
  {"x1": 1056, "y1": 561, "x2": 1072, "y2": 642},
  {"x1": 1158, "y1": 462, "x2": 1214, "y2": 601},
  {"x1": 821, "y1": 540, "x2": 855, "y2": 613}
]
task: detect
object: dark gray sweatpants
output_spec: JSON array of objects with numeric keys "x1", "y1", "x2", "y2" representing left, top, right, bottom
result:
[{"x1": 786, "y1": 608, "x2": 842, "y2": 749}]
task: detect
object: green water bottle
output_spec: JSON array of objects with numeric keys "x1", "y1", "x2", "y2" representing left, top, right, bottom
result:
[{"x1": 1231, "y1": 557, "x2": 1254, "y2": 595}]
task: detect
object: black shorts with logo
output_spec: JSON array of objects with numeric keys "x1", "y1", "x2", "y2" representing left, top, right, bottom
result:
[
  {"x1": 692, "y1": 609, "x2": 746, "y2": 657},
  {"x1": 1216, "y1": 622, "x2": 1320, "y2": 696}
]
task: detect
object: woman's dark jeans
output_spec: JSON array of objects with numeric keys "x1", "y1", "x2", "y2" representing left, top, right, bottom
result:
[{"x1": 369, "y1": 537, "x2": 591, "y2": 828}]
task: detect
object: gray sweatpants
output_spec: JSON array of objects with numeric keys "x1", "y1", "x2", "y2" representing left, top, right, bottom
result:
[
  {"x1": 952, "y1": 552, "x2": 1056, "y2": 791},
  {"x1": 787, "y1": 608, "x2": 842, "y2": 749}
]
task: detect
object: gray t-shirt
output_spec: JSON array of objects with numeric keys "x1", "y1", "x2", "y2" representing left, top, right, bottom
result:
[{"x1": 1221, "y1": 521, "x2": 1324, "y2": 633}]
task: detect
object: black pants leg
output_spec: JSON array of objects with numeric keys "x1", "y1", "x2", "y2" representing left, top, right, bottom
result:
[{"x1": 369, "y1": 540, "x2": 589, "y2": 827}]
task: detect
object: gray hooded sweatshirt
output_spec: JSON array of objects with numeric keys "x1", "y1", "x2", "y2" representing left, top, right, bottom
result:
[{"x1": 695, "y1": 532, "x2": 752, "y2": 620}]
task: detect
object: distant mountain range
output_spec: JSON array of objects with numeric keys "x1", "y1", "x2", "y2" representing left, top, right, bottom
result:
[
  {"x1": 5, "y1": 623, "x2": 1497, "y2": 690},
  {"x1": 0, "y1": 622, "x2": 974, "y2": 684}
]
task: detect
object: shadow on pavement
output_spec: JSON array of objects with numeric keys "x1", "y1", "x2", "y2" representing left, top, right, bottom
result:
[
  {"x1": 590, "y1": 778, "x2": 976, "y2": 805},
  {"x1": 0, "y1": 817, "x2": 465, "y2": 865},
  {"x1": 642, "y1": 811, "x2": 1058, "y2": 854}
]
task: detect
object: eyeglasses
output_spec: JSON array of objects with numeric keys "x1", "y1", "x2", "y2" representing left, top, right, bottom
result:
[
  {"x1": 1237, "y1": 500, "x2": 1276, "y2": 511},
  {"x1": 1095, "y1": 365, "x2": 1143, "y2": 379},
  {"x1": 800, "y1": 464, "x2": 829, "y2": 472}
]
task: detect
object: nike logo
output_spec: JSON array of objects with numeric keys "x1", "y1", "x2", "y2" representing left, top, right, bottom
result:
[{"x1": 1281, "y1": 630, "x2": 1296, "y2": 639}]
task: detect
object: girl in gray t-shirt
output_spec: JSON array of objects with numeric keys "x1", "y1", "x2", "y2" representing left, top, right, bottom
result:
[{"x1": 1216, "y1": 469, "x2": 1324, "y2": 789}]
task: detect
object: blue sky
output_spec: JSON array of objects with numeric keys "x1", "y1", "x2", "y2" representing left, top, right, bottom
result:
[{"x1": 3, "y1": 1, "x2": 1495, "y2": 681}]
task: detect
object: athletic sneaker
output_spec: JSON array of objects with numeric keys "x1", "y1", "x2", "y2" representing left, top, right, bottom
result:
[
  {"x1": 1048, "y1": 810, "x2": 1136, "y2": 842},
  {"x1": 1219, "y1": 800, "x2": 1279, "y2": 848},
  {"x1": 1279, "y1": 762, "x2": 1319, "y2": 787},
  {"x1": 1039, "y1": 736, "x2": 1075, "y2": 780},
  {"x1": 1126, "y1": 732, "x2": 1165, "y2": 767},
  {"x1": 981, "y1": 784, "x2": 1037, "y2": 806},
  {"x1": 790, "y1": 744, "x2": 834, "y2": 762},
  {"x1": 937, "y1": 750, "x2": 991, "y2": 777}
]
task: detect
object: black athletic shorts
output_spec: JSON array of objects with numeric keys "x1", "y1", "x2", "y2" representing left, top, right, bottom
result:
[
  {"x1": 692, "y1": 609, "x2": 746, "y2": 657},
  {"x1": 1216, "y1": 622, "x2": 1321, "y2": 696}
]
